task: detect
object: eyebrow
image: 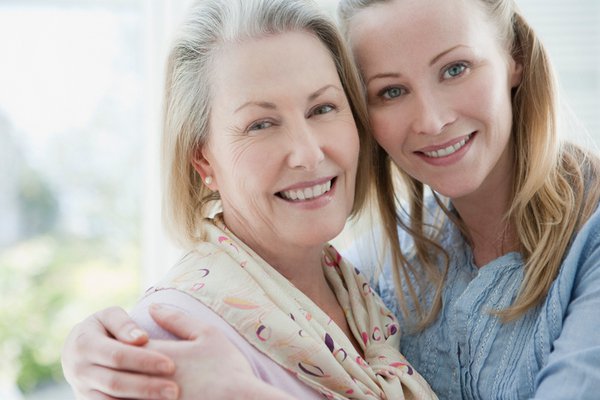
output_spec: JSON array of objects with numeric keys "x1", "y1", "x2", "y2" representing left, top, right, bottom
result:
[
  {"x1": 234, "y1": 100, "x2": 277, "y2": 113},
  {"x1": 429, "y1": 44, "x2": 466, "y2": 66},
  {"x1": 366, "y1": 45, "x2": 468, "y2": 85},
  {"x1": 234, "y1": 84, "x2": 342, "y2": 113},
  {"x1": 307, "y1": 84, "x2": 343, "y2": 102},
  {"x1": 366, "y1": 72, "x2": 401, "y2": 85}
]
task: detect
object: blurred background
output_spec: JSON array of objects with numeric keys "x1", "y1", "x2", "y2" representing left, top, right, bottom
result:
[{"x1": 0, "y1": 0, "x2": 598, "y2": 398}]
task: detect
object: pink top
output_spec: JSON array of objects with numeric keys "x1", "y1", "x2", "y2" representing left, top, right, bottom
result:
[{"x1": 130, "y1": 288, "x2": 322, "y2": 399}]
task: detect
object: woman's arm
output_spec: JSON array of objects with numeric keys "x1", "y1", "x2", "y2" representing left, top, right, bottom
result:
[
  {"x1": 62, "y1": 299, "x2": 299, "y2": 400},
  {"x1": 145, "y1": 303, "x2": 297, "y2": 400},
  {"x1": 533, "y1": 236, "x2": 600, "y2": 399},
  {"x1": 61, "y1": 306, "x2": 178, "y2": 400}
]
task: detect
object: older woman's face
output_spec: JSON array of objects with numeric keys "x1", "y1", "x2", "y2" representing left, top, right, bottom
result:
[{"x1": 198, "y1": 31, "x2": 359, "y2": 256}]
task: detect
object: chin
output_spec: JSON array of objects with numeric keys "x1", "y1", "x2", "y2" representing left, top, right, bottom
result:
[
  {"x1": 428, "y1": 181, "x2": 477, "y2": 200},
  {"x1": 306, "y1": 222, "x2": 345, "y2": 245}
]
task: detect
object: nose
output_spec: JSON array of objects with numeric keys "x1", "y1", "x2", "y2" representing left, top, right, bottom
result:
[
  {"x1": 410, "y1": 90, "x2": 454, "y2": 136},
  {"x1": 286, "y1": 119, "x2": 325, "y2": 170}
]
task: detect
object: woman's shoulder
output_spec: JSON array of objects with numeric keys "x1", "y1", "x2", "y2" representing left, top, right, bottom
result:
[
  {"x1": 130, "y1": 289, "x2": 322, "y2": 398},
  {"x1": 546, "y1": 201, "x2": 600, "y2": 309},
  {"x1": 561, "y1": 201, "x2": 600, "y2": 275}
]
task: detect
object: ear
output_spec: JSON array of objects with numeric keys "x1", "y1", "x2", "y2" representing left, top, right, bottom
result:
[
  {"x1": 509, "y1": 57, "x2": 524, "y2": 88},
  {"x1": 191, "y1": 146, "x2": 217, "y2": 190}
]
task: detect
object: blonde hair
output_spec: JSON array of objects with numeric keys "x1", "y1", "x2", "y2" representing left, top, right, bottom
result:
[
  {"x1": 339, "y1": 0, "x2": 600, "y2": 326},
  {"x1": 162, "y1": 0, "x2": 374, "y2": 249}
]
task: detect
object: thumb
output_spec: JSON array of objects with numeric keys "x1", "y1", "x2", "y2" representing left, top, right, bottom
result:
[
  {"x1": 96, "y1": 306, "x2": 148, "y2": 345},
  {"x1": 149, "y1": 303, "x2": 203, "y2": 340}
]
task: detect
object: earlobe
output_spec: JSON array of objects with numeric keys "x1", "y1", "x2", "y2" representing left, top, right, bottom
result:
[{"x1": 191, "y1": 147, "x2": 217, "y2": 190}]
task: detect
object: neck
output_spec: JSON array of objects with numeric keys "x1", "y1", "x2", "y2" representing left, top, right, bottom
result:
[
  {"x1": 260, "y1": 244, "x2": 332, "y2": 300},
  {"x1": 223, "y1": 218, "x2": 363, "y2": 355},
  {"x1": 224, "y1": 217, "x2": 335, "y2": 306},
  {"x1": 451, "y1": 159, "x2": 519, "y2": 267}
]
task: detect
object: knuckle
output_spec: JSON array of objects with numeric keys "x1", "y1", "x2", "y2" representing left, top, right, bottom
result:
[
  {"x1": 96, "y1": 306, "x2": 124, "y2": 325},
  {"x1": 109, "y1": 348, "x2": 124, "y2": 367},
  {"x1": 73, "y1": 330, "x2": 89, "y2": 352},
  {"x1": 105, "y1": 375, "x2": 123, "y2": 394}
]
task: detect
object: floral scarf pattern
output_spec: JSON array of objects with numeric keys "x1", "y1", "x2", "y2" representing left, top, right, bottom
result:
[{"x1": 152, "y1": 216, "x2": 436, "y2": 399}]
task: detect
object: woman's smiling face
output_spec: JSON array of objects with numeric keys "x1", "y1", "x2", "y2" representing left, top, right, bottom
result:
[
  {"x1": 196, "y1": 31, "x2": 360, "y2": 256},
  {"x1": 348, "y1": 0, "x2": 522, "y2": 201}
]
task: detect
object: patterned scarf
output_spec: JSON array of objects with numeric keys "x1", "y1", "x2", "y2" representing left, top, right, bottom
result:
[{"x1": 152, "y1": 216, "x2": 437, "y2": 399}]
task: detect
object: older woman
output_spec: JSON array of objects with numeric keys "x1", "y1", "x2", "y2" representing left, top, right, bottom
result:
[{"x1": 61, "y1": 0, "x2": 436, "y2": 399}]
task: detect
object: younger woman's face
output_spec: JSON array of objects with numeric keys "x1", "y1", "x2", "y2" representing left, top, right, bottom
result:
[{"x1": 348, "y1": 0, "x2": 522, "y2": 201}]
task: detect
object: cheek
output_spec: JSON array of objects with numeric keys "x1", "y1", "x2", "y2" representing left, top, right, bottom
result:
[
  {"x1": 465, "y1": 73, "x2": 514, "y2": 130},
  {"x1": 215, "y1": 143, "x2": 269, "y2": 198},
  {"x1": 369, "y1": 108, "x2": 407, "y2": 156},
  {"x1": 324, "y1": 117, "x2": 361, "y2": 168}
]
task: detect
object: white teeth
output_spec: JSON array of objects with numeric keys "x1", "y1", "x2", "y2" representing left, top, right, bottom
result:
[
  {"x1": 280, "y1": 180, "x2": 332, "y2": 201},
  {"x1": 423, "y1": 134, "x2": 472, "y2": 158}
]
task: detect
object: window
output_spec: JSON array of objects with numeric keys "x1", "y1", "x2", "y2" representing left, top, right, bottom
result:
[{"x1": 519, "y1": 0, "x2": 600, "y2": 146}]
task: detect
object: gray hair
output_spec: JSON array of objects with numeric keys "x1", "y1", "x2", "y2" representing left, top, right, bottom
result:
[{"x1": 163, "y1": 0, "x2": 373, "y2": 248}]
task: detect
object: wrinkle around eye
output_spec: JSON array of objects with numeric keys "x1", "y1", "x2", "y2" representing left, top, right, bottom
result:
[
  {"x1": 248, "y1": 120, "x2": 274, "y2": 132},
  {"x1": 310, "y1": 104, "x2": 335, "y2": 116}
]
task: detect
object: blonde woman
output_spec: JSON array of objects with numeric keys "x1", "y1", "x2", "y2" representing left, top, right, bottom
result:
[{"x1": 63, "y1": 0, "x2": 600, "y2": 399}]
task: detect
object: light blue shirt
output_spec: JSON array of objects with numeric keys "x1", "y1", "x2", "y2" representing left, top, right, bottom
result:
[{"x1": 345, "y1": 202, "x2": 600, "y2": 399}]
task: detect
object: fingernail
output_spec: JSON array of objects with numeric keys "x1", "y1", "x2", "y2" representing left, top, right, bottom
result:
[
  {"x1": 150, "y1": 303, "x2": 164, "y2": 311},
  {"x1": 130, "y1": 328, "x2": 147, "y2": 341},
  {"x1": 162, "y1": 385, "x2": 178, "y2": 400}
]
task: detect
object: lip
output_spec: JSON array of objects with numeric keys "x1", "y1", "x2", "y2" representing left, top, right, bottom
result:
[
  {"x1": 415, "y1": 131, "x2": 476, "y2": 166},
  {"x1": 277, "y1": 176, "x2": 335, "y2": 192},
  {"x1": 276, "y1": 176, "x2": 338, "y2": 209},
  {"x1": 418, "y1": 133, "x2": 474, "y2": 153}
]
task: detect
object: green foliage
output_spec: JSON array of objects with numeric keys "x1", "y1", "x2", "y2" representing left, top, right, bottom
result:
[
  {"x1": 0, "y1": 235, "x2": 140, "y2": 394},
  {"x1": 18, "y1": 169, "x2": 59, "y2": 237}
]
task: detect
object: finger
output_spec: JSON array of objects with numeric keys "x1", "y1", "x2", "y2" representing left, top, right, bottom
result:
[
  {"x1": 149, "y1": 303, "x2": 207, "y2": 340},
  {"x1": 80, "y1": 334, "x2": 175, "y2": 375},
  {"x1": 82, "y1": 366, "x2": 179, "y2": 400},
  {"x1": 95, "y1": 306, "x2": 149, "y2": 345}
]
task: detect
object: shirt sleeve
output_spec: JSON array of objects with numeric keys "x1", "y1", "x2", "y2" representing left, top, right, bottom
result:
[{"x1": 533, "y1": 225, "x2": 600, "y2": 399}]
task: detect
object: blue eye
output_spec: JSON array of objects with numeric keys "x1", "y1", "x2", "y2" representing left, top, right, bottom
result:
[
  {"x1": 380, "y1": 86, "x2": 406, "y2": 100},
  {"x1": 311, "y1": 104, "x2": 335, "y2": 116},
  {"x1": 248, "y1": 120, "x2": 273, "y2": 132},
  {"x1": 443, "y1": 63, "x2": 468, "y2": 79}
]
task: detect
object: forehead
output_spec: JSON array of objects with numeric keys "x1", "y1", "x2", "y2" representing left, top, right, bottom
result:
[
  {"x1": 209, "y1": 31, "x2": 341, "y2": 104},
  {"x1": 348, "y1": 0, "x2": 496, "y2": 67}
]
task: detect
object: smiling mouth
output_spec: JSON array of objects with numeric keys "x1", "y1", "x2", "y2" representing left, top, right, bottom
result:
[
  {"x1": 277, "y1": 178, "x2": 335, "y2": 201},
  {"x1": 421, "y1": 133, "x2": 474, "y2": 158}
]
